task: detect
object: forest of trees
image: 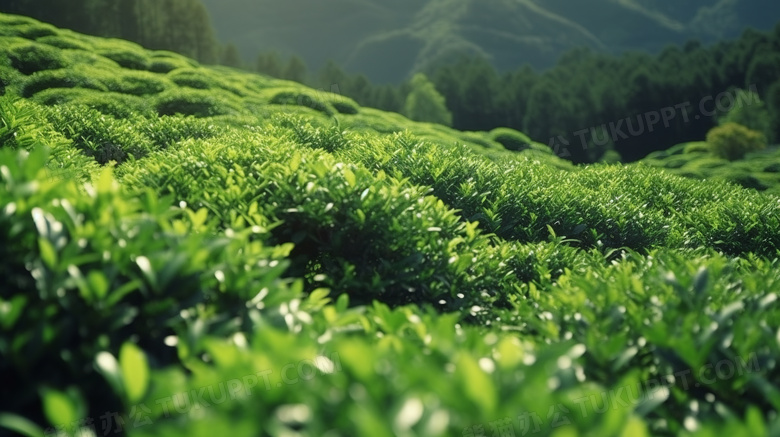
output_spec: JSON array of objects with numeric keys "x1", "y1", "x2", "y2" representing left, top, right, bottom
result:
[
  {"x1": 253, "y1": 23, "x2": 780, "y2": 163},
  {"x1": 3, "y1": 1, "x2": 779, "y2": 163},
  {"x1": 1, "y1": 0, "x2": 225, "y2": 64}
]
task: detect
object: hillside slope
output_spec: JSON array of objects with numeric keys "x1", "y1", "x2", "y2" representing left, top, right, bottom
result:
[
  {"x1": 203, "y1": 0, "x2": 780, "y2": 82},
  {"x1": 1, "y1": 13, "x2": 780, "y2": 437}
]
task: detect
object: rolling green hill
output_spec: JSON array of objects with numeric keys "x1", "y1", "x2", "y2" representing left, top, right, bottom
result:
[
  {"x1": 202, "y1": 0, "x2": 780, "y2": 82},
  {"x1": 1, "y1": 13, "x2": 780, "y2": 437}
]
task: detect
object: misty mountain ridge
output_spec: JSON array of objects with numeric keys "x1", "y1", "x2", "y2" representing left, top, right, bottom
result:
[{"x1": 203, "y1": 0, "x2": 780, "y2": 83}]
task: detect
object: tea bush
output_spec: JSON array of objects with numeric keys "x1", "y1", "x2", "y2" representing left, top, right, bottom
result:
[
  {"x1": 1, "y1": 22, "x2": 58, "y2": 39},
  {"x1": 0, "y1": 63, "x2": 19, "y2": 95},
  {"x1": 148, "y1": 52, "x2": 198, "y2": 73},
  {"x1": 154, "y1": 88, "x2": 244, "y2": 118},
  {"x1": 135, "y1": 114, "x2": 226, "y2": 148},
  {"x1": 683, "y1": 141, "x2": 711, "y2": 154},
  {"x1": 330, "y1": 98, "x2": 360, "y2": 114},
  {"x1": 20, "y1": 67, "x2": 109, "y2": 97},
  {"x1": 0, "y1": 96, "x2": 98, "y2": 180},
  {"x1": 32, "y1": 88, "x2": 155, "y2": 119},
  {"x1": 61, "y1": 49, "x2": 120, "y2": 70},
  {"x1": 6, "y1": 42, "x2": 67, "y2": 75},
  {"x1": 535, "y1": 249, "x2": 780, "y2": 431},
  {"x1": 106, "y1": 71, "x2": 171, "y2": 96},
  {"x1": 490, "y1": 127, "x2": 532, "y2": 151},
  {"x1": 269, "y1": 89, "x2": 334, "y2": 116},
  {"x1": 167, "y1": 67, "x2": 216, "y2": 90},
  {"x1": 0, "y1": 146, "x2": 301, "y2": 432},
  {"x1": 42, "y1": 105, "x2": 154, "y2": 163},
  {"x1": 96, "y1": 46, "x2": 150, "y2": 71},
  {"x1": 644, "y1": 142, "x2": 780, "y2": 193},
  {"x1": 765, "y1": 162, "x2": 780, "y2": 173},
  {"x1": 117, "y1": 133, "x2": 492, "y2": 310},
  {"x1": 37, "y1": 34, "x2": 93, "y2": 51}
]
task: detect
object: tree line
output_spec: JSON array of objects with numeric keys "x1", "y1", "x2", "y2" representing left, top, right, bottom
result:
[
  {"x1": 253, "y1": 23, "x2": 780, "y2": 163},
  {"x1": 3, "y1": 1, "x2": 778, "y2": 163},
  {"x1": 0, "y1": 0, "x2": 240, "y2": 65}
]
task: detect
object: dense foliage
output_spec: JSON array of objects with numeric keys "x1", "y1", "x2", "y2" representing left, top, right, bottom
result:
[
  {"x1": 1, "y1": 14, "x2": 780, "y2": 437},
  {"x1": 403, "y1": 73, "x2": 452, "y2": 127},
  {"x1": 252, "y1": 22, "x2": 780, "y2": 164},
  {"x1": 706, "y1": 123, "x2": 767, "y2": 161},
  {"x1": 0, "y1": 0, "x2": 224, "y2": 64},
  {"x1": 201, "y1": 0, "x2": 780, "y2": 83}
]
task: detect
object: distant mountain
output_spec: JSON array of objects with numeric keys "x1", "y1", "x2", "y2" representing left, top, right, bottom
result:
[{"x1": 202, "y1": 0, "x2": 780, "y2": 83}]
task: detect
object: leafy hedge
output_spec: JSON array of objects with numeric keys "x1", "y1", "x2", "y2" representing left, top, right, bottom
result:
[
  {"x1": 1, "y1": 13, "x2": 780, "y2": 437},
  {"x1": 7, "y1": 42, "x2": 67, "y2": 75},
  {"x1": 0, "y1": 147, "x2": 299, "y2": 433}
]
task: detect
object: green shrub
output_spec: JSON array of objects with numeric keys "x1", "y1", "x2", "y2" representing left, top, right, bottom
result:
[
  {"x1": 644, "y1": 150, "x2": 669, "y2": 160},
  {"x1": 167, "y1": 67, "x2": 215, "y2": 89},
  {"x1": 154, "y1": 88, "x2": 244, "y2": 118},
  {"x1": 21, "y1": 68, "x2": 108, "y2": 98},
  {"x1": 149, "y1": 56, "x2": 198, "y2": 73},
  {"x1": 718, "y1": 89, "x2": 773, "y2": 142},
  {"x1": 36, "y1": 34, "x2": 92, "y2": 51},
  {"x1": 150, "y1": 50, "x2": 198, "y2": 67},
  {"x1": 764, "y1": 162, "x2": 780, "y2": 173},
  {"x1": 684, "y1": 156, "x2": 729, "y2": 170},
  {"x1": 96, "y1": 47, "x2": 149, "y2": 70},
  {"x1": 489, "y1": 127, "x2": 532, "y2": 151},
  {"x1": 273, "y1": 116, "x2": 353, "y2": 153},
  {"x1": 599, "y1": 149, "x2": 622, "y2": 163},
  {"x1": 707, "y1": 122, "x2": 767, "y2": 161},
  {"x1": 0, "y1": 146, "x2": 298, "y2": 433},
  {"x1": 683, "y1": 141, "x2": 711, "y2": 154},
  {"x1": 269, "y1": 90, "x2": 334, "y2": 116},
  {"x1": 32, "y1": 88, "x2": 154, "y2": 119},
  {"x1": 330, "y1": 98, "x2": 359, "y2": 114},
  {"x1": 61, "y1": 50, "x2": 119, "y2": 70},
  {"x1": 0, "y1": 14, "x2": 36, "y2": 26},
  {"x1": 675, "y1": 169, "x2": 705, "y2": 179},
  {"x1": 0, "y1": 96, "x2": 61, "y2": 151},
  {"x1": 528, "y1": 142, "x2": 555, "y2": 155},
  {"x1": 106, "y1": 70, "x2": 170, "y2": 96},
  {"x1": 9, "y1": 23, "x2": 58, "y2": 39},
  {"x1": 136, "y1": 114, "x2": 225, "y2": 147},
  {"x1": 7, "y1": 43, "x2": 67, "y2": 75},
  {"x1": 318, "y1": 93, "x2": 360, "y2": 115},
  {"x1": 0, "y1": 95, "x2": 97, "y2": 179},
  {"x1": 43, "y1": 105, "x2": 154, "y2": 163},
  {"x1": 664, "y1": 142, "x2": 688, "y2": 155},
  {"x1": 204, "y1": 66, "x2": 255, "y2": 97},
  {"x1": 403, "y1": 72, "x2": 452, "y2": 126},
  {"x1": 722, "y1": 172, "x2": 770, "y2": 191},
  {"x1": 455, "y1": 131, "x2": 499, "y2": 150},
  {"x1": 663, "y1": 156, "x2": 692, "y2": 169},
  {"x1": 0, "y1": 64, "x2": 20, "y2": 96},
  {"x1": 149, "y1": 58, "x2": 182, "y2": 74}
]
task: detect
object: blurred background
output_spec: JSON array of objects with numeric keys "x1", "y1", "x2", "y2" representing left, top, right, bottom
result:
[{"x1": 3, "y1": 0, "x2": 779, "y2": 163}]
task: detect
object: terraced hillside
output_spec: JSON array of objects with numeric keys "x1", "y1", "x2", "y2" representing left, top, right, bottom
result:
[{"x1": 1, "y1": 13, "x2": 779, "y2": 437}]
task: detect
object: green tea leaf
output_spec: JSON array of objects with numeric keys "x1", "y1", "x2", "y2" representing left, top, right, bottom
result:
[
  {"x1": 119, "y1": 342, "x2": 149, "y2": 404},
  {"x1": 455, "y1": 353, "x2": 496, "y2": 414},
  {"x1": 87, "y1": 271, "x2": 109, "y2": 300},
  {"x1": 38, "y1": 237, "x2": 57, "y2": 268},
  {"x1": 620, "y1": 416, "x2": 649, "y2": 437},
  {"x1": 95, "y1": 351, "x2": 124, "y2": 399},
  {"x1": 40, "y1": 388, "x2": 77, "y2": 428},
  {"x1": 0, "y1": 413, "x2": 44, "y2": 437}
]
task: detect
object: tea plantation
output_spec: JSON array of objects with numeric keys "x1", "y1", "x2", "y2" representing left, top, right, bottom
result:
[{"x1": 1, "y1": 13, "x2": 780, "y2": 437}]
